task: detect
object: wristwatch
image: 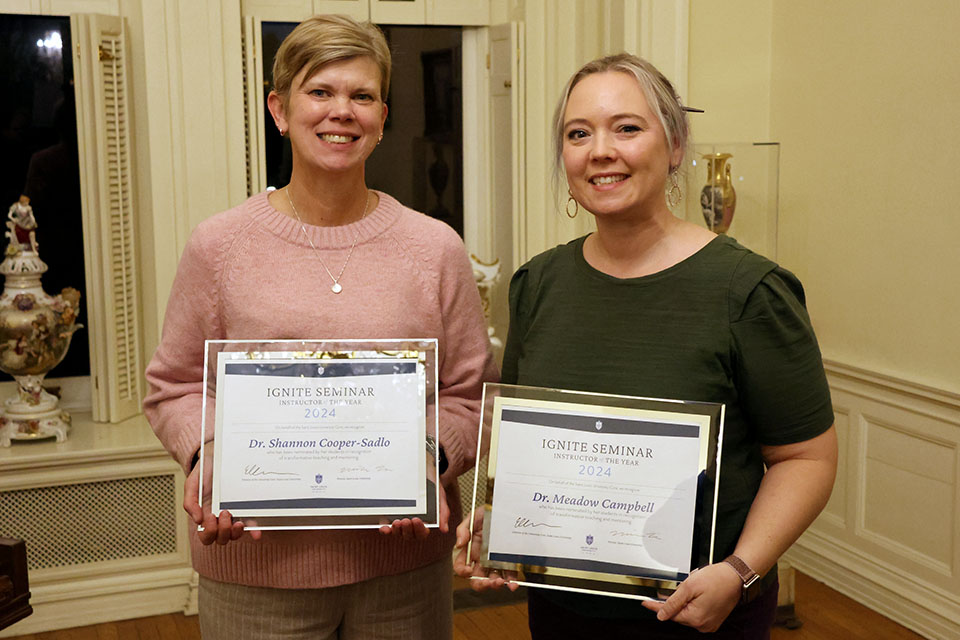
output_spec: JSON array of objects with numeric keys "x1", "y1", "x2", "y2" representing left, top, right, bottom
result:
[
  {"x1": 425, "y1": 435, "x2": 448, "y2": 475},
  {"x1": 723, "y1": 554, "x2": 762, "y2": 604}
]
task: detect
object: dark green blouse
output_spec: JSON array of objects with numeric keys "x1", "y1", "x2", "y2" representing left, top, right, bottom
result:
[{"x1": 501, "y1": 234, "x2": 834, "y2": 618}]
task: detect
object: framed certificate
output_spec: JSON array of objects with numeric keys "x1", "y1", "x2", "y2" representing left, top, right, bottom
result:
[
  {"x1": 468, "y1": 383, "x2": 724, "y2": 600},
  {"x1": 199, "y1": 339, "x2": 440, "y2": 530}
]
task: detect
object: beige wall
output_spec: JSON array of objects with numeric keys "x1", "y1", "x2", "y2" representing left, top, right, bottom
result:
[
  {"x1": 688, "y1": 0, "x2": 960, "y2": 394},
  {"x1": 687, "y1": 0, "x2": 771, "y2": 142}
]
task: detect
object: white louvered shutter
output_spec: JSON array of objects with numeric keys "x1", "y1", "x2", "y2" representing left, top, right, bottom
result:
[
  {"x1": 71, "y1": 14, "x2": 142, "y2": 422},
  {"x1": 243, "y1": 15, "x2": 267, "y2": 196}
]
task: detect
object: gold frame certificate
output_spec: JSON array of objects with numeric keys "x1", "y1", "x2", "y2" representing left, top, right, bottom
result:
[
  {"x1": 468, "y1": 383, "x2": 723, "y2": 600},
  {"x1": 200, "y1": 339, "x2": 440, "y2": 531}
]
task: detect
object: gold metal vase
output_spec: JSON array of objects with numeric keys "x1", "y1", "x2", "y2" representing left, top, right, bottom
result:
[{"x1": 699, "y1": 153, "x2": 737, "y2": 233}]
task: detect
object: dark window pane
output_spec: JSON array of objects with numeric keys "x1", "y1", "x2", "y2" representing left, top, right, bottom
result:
[
  {"x1": 261, "y1": 23, "x2": 463, "y2": 237},
  {"x1": 0, "y1": 14, "x2": 89, "y2": 379}
]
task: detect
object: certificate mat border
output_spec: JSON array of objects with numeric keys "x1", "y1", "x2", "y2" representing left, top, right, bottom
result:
[
  {"x1": 213, "y1": 357, "x2": 425, "y2": 516},
  {"x1": 200, "y1": 338, "x2": 440, "y2": 530},
  {"x1": 468, "y1": 383, "x2": 724, "y2": 601}
]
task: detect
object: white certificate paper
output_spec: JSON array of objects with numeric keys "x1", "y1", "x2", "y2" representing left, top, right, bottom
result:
[
  {"x1": 486, "y1": 396, "x2": 711, "y2": 583},
  {"x1": 211, "y1": 356, "x2": 426, "y2": 518}
]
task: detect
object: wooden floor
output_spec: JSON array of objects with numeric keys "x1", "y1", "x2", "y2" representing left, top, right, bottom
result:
[{"x1": 8, "y1": 572, "x2": 925, "y2": 640}]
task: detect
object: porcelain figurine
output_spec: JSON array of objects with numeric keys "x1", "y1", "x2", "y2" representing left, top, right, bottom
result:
[{"x1": 0, "y1": 196, "x2": 82, "y2": 446}]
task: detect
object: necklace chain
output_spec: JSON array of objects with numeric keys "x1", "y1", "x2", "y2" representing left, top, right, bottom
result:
[{"x1": 286, "y1": 187, "x2": 370, "y2": 294}]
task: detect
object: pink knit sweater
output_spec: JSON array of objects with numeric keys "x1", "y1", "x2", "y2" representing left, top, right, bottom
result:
[{"x1": 144, "y1": 191, "x2": 497, "y2": 588}]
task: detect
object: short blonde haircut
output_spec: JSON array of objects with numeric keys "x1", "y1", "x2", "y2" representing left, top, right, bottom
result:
[
  {"x1": 272, "y1": 14, "x2": 392, "y2": 102},
  {"x1": 552, "y1": 53, "x2": 689, "y2": 186}
]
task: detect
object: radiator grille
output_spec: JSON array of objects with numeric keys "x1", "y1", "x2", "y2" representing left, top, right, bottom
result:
[
  {"x1": 458, "y1": 453, "x2": 488, "y2": 512},
  {"x1": 0, "y1": 475, "x2": 178, "y2": 570}
]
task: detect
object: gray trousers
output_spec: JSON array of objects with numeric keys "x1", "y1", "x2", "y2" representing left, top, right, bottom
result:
[{"x1": 198, "y1": 558, "x2": 453, "y2": 640}]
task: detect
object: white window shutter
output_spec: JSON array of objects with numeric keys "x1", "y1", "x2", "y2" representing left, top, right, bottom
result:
[
  {"x1": 243, "y1": 15, "x2": 267, "y2": 196},
  {"x1": 71, "y1": 13, "x2": 142, "y2": 422}
]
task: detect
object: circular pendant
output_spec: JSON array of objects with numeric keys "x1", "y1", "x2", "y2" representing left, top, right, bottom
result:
[{"x1": 331, "y1": 282, "x2": 343, "y2": 294}]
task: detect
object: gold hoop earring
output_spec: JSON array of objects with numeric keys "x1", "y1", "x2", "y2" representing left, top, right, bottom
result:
[
  {"x1": 666, "y1": 170, "x2": 682, "y2": 208},
  {"x1": 566, "y1": 194, "x2": 579, "y2": 219}
]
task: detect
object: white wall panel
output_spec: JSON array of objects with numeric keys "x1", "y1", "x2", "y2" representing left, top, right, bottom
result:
[
  {"x1": 787, "y1": 361, "x2": 960, "y2": 640},
  {"x1": 861, "y1": 415, "x2": 955, "y2": 572},
  {"x1": 43, "y1": 0, "x2": 118, "y2": 13},
  {"x1": 242, "y1": 0, "x2": 311, "y2": 21},
  {"x1": 819, "y1": 407, "x2": 848, "y2": 529},
  {"x1": 315, "y1": 0, "x2": 368, "y2": 20}
]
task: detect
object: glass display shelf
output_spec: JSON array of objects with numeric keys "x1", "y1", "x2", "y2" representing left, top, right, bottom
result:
[{"x1": 682, "y1": 142, "x2": 780, "y2": 260}]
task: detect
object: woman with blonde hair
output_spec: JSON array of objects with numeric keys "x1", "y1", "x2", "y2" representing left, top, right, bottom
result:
[
  {"x1": 146, "y1": 14, "x2": 496, "y2": 640},
  {"x1": 456, "y1": 52, "x2": 836, "y2": 640}
]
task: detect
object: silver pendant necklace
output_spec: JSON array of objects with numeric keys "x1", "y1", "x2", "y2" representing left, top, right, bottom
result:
[{"x1": 286, "y1": 187, "x2": 371, "y2": 294}]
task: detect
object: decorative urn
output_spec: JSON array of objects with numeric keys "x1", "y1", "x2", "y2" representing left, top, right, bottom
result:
[
  {"x1": 699, "y1": 153, "x2": 737, "y2": 233},
  {"x1": 0, "y1": 196, "x2": 82, "y2": 446},
  {"x1": 469, "y1": 254, "x2": 502, "y2": 351}
]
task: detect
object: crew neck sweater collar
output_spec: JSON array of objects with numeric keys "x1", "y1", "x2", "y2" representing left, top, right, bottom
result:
[{"x1": 248, "y1": 189, "x2": 402, "y2": 249}]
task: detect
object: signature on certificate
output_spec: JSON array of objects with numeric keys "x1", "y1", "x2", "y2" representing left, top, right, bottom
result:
[
  {"x1": 338, "y1": 466, "x2": 370, "y2": 473},
  {"x1": 243, "y1": 464, "x2": 299, "y2": 478},
  {"x1": 514, "y1": 517, "x2": 561, "y2": 529},
  {"x1": 609, "y1": 530, "x2": 662, "y2": 540}
]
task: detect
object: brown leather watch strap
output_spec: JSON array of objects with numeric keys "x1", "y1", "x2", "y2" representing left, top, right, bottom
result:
[{"x1": 723, "y1": 554, "x2": 762, "y2": 604}]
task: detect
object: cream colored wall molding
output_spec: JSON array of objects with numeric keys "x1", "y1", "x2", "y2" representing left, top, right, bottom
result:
[
  {"x1": 785, "y1": 360, "x2": 960, "y2": 640},
  {"x1": 0, "y1": 416, "x2": 192, "y2": 635},
  {"x1": 314, "y1": 0, "x2": 367, "y2": 20},
  {"x1": 185, "y1": 571, "x2": 200, "y2": 616},
  {"x1": 3, "y1": 0, "x2": 119, "y2": 13},
  {"x1": 461, "y1": 27, "x2": 491, "y2": 259},
  {"x1": 632, "y1": 0, "x2": 688, "y2": 99},
  {"x1": 245, "y1": 0, "x2": 493, "y2": 24},
  {"x1": 788, "y1": 535, "x2": 959, "y2": 640},
  {"x1": 824, "y1": 359, "x2": 960, "y2": 417},
  {"x1": 242, "y1": 0, "x2": 311, "y2": 21},
  {"x1": 489, "y1": 0, "x2": 524, "y2": 24},
  {"x1": 0, "y1": 567, "x2": 194, "y2": 637},
  {"x1": 426, "y1": 0, "x2": 490, "y2": 25}
]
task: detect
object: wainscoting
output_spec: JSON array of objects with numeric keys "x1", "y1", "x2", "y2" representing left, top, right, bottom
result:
[
  {"x1": 0, "y1": 415, "x2": 194, "y2": 638},
  {"x1": 785, "y1": 361, "x2": 960, "y2": 640}
]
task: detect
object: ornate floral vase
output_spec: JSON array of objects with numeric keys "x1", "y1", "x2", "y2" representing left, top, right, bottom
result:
[
  {"x1": 699, "y1": 153, "x2": 737, "y2": 233},
  {"x1": 0, "y1": 196, "x2": 82, "y2": 446},
  {"x1": 469, "y1": 254, "x2": 502, "y2": 351}
]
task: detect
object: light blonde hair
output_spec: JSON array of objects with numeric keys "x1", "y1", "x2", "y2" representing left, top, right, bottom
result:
[
  {"x1": 271, "y1": 14, "x2": 392, "y2": 102},
  {"x1": 552, "y1": 53, "x2": 689, "y2": 187}
]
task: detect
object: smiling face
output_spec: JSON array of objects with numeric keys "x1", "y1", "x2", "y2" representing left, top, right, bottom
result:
[
  {"x1": 268, "y1": 55, "x2": 387, "y2": 177},
  {"x1": 562, "y1": 71, "x2": 682, "y2": 220}
]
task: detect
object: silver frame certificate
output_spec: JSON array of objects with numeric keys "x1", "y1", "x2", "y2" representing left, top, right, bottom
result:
[
  {"x1": 468, "y1": 383, "x2": 723, "y2": 600},
  {"x1": 200, "y1": 339, "x2": 440, "y2": 530}
]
